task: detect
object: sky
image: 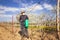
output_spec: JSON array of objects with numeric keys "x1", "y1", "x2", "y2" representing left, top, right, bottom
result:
[{"x1": 0, "y1": 0, "x2": 57, "y2": 22}]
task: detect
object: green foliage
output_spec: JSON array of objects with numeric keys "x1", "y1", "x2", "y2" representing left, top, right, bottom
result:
[
  {"x1": 29, "y1": 25, "x2": 60, "y2": 31},
  {"x1": 15, "y1": 25, "x2": 60, "y2": 31}
]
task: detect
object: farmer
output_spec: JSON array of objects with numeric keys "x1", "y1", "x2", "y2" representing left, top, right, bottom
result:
[{"x1": 19, "y1": 11, "x2": 29, "y2": 38}]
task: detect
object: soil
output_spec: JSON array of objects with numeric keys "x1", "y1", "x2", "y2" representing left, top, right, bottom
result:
[{"x1": 0, "y1": 24, "x2": 60, "y2": 40}]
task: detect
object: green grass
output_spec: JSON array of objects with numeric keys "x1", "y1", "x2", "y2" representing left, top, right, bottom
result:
[
  {"x1": 28, "y1": 25, "x2": 60, "y2": 31},
  {"x1": 15, "y1": 25, "x2": 60, "y2": 31}
]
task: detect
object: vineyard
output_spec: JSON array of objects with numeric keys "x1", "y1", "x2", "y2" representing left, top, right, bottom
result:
[
  {"x1": 0, "y1": 22, "x2": 60, "y2": 40},
  {"x1": 0, "y1": 0, "x2": 60, "y2": 40}
]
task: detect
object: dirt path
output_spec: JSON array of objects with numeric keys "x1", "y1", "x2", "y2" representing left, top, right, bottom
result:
[
  {"x1": 0, "y1": 26, "x2": 60, "y2": 40},
  {"x1": 0, "y1": 26, "x2": 21, "y2": 40}
]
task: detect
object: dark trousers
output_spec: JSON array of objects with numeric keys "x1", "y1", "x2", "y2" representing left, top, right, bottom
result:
[{"x1": 20, "y1": 24, "x2": 29, "y2": 38}]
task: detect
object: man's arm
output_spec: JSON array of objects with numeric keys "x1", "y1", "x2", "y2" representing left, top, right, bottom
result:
[
  {"x1": 26, "y1": 15, "x2": 29, "y2": 19},
  {"x1": 19, "y1": 16, "x2": 21, "y2": 22}
]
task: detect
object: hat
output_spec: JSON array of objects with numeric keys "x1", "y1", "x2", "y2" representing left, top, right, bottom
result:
[{"x1": 21, "y1": 11, "x2": 25, "y2": 14}]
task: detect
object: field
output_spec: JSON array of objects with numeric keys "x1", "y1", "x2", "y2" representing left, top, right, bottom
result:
[{"x1": 0, "y1": 22, "x2": 60, "y2": 40}]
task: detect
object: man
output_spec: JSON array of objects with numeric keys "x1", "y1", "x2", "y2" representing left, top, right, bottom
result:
[{"x1": 19, "y1": 11, "x2": 29, "y2": 38}]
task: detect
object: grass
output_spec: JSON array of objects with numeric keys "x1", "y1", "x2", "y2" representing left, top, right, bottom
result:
[
  {"x1": 29, "y1": 25, "x2": 60, "y2": 31},
  {"x1": 15, "y1": 25, "x2": 60, "y2": 31}
]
